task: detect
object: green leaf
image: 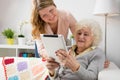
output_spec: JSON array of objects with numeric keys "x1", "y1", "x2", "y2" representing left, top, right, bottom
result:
[{"x1": 2, "y1": 28, "x2": 15, "y2": 38}]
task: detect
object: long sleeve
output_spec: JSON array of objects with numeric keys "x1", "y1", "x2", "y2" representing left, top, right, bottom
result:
[
  {"x1": 35, "y1": 39, "x2": 48, "y2": 59},
  {"x1": 74, "y1": 49, "x2": 105, "y2": 80},
  {"x1": 52, "y1": 48, "x2": 105, "y2": 80}
]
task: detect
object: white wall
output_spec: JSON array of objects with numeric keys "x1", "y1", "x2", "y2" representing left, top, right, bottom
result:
[
  {"x1": 0, "y1": 0, "x2": 33, "y2": 44},
  {"x1": 0, "y1": 0, "x2": 120, "y2": 68}
]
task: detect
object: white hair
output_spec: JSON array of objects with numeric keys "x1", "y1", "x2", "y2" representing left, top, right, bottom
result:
[{"x1": 75, "y1": 19, "x2": 102, "y2": 46}]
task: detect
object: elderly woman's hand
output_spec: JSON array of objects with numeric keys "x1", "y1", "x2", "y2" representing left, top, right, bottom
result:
[
  {"x1": 56, "y1": 49, "x2": 80, "y2": 72},
  {"x1": 46, "y1": 57, "x2": 59, "y2": 76},
  {"x1": 104, "y1": 60, "x2": 110, "y2": 68}
]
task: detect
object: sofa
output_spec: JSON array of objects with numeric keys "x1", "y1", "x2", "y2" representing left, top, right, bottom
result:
[
  {"x1": 0, "y1": 57, "x2": 48, "y2": 80},
  {"x1": 98, "y1": 62, "x2": 120, "y2": 80},
  {"x1": 1, "y1": 57, "x2": 120, "y2": 80}
]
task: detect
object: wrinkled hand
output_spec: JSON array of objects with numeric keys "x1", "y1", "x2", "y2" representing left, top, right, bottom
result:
[
  {"x1": 46, "y1": 57, "x2": 59, "y2": 75},
  {"x1": 55, "y1": 49, "x2": 80, "y2": 72},
  {"x1": 104, "y1": 60, "x2": 110, "y2": 68}
]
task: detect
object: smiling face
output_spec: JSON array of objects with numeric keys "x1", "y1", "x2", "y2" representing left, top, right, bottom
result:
[
  {"x1": 38, "y1": 5, "x2": 58, "y2": 24},
  {"x1": 75, "y1": 27, "x2": 94, "y2": 50}
]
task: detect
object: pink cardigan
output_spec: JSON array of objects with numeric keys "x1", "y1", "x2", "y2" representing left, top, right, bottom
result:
[
  {"x1": 36, "y1": 10, "x2": 76, "y2": 57},
  {"x1": 44, "y1": 10, "x2": 76, "y2": 39}
]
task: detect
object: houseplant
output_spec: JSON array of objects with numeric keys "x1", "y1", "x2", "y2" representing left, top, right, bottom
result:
[
  {"x1": 2, "y1": 28, "x2": 15, "y2": 45},
  {"x1": 18, "y1": 20, "x2": 28, "y2": 45},
  {"x1": 18, "y1": 20, "x2": 28, "y2": 37}
]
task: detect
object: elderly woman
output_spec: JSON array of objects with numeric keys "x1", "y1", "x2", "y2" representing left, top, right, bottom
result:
[{"x1": 46, "y1": 19, "x2": 105, "y2": 80}]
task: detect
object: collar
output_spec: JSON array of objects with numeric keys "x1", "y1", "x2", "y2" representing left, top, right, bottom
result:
[{"x1": 71, "y1": 45, "x2": 96, "y2": 57}]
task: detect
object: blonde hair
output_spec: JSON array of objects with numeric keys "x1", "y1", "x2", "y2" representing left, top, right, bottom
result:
[
  {"x1": 31, "y1": 0, "x2": 56, "y2": 39},
  {"x1": 75, "y1": 19, "x2": 102, "y2": 46}
]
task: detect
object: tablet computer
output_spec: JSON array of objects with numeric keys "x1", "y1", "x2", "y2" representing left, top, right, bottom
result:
[{"x1": 40, "y1": 34, "x2": 68, "y2": 62}]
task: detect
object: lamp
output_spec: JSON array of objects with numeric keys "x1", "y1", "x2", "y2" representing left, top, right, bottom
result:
[{"x1": 93, "y1": 0, "x2": 120, "y2": 59}]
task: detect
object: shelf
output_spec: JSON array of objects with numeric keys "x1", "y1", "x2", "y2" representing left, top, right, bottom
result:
[
  {"x1": 0, "y1": 44, "x2": 34, "y2": 49},
  {"x1": 0, "y1": 44, "x2": 35, "y2": 57}
]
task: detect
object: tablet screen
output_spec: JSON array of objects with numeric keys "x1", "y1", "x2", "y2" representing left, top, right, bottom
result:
[{"x1": 40, "y1": 34, "x2": 68, "y2": 62}]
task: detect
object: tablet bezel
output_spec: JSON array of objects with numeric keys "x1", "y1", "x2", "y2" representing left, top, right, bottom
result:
[{"x1": 40, "y1": 34, "x2": 68, "y2": 62}]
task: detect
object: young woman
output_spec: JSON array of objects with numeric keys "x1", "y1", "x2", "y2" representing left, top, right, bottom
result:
[
  {"x1": 31, "y1": 0, "x2": 76, "y2": 39},
  {"x1": 31, "y1": 0, "x2": 76, "y2": 58}
]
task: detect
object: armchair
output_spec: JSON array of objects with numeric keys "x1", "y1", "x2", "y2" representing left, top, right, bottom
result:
[{"x1": 98, "y1": 62, "x2": 120, "y2": 80}]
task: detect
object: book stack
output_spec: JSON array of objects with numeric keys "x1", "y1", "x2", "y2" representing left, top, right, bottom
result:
[{"x1": 19, "y1": 52, "x2": 35, "y2": 57}]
